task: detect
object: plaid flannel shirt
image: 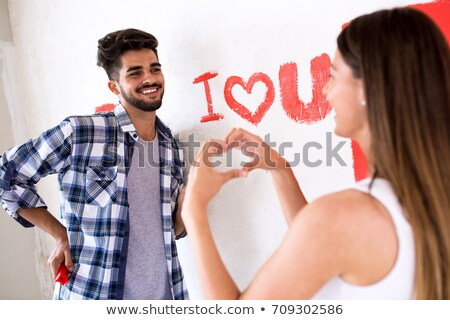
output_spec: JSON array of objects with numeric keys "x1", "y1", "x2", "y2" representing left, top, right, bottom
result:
[{"x1": 0, "y1": 103, "x2": 189, "y2": 299}]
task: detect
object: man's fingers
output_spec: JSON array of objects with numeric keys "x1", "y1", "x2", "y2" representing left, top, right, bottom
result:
[
  {"x1": 48, "y1": 256, "x2": 60, "y2": 279},
  {"x1": 64, "y1": 250, "x2": 74, "y2": 272}
]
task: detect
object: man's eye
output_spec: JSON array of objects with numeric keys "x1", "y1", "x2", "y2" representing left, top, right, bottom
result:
[{"x1": 151, "y1": 68, "x2": 161, "y2": 73}]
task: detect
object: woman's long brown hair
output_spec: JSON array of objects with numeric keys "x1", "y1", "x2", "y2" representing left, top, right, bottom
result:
[{"x1": 338, "y1": 8, "x2": 450, "y2": 299}]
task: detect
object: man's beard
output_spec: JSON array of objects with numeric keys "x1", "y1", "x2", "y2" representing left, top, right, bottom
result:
[{"x1": 120, "y1": 85, "x2": 164, "y2": 112}]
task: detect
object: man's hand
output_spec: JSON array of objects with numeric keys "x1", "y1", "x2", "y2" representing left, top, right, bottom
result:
[
  {"x1": 16, "y1": 207, "x2": 74, "y2": 280},
  {"x1": 48, "y1": 236, "x2": 74, "y2": 280},
  {"x1": 174, "y1": 187, "x2": 186, "y2": 238}
]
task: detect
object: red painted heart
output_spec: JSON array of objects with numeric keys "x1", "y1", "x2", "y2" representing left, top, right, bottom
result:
[{"x1": 224, "y1": 72, "x2": 275, "y2": 126}]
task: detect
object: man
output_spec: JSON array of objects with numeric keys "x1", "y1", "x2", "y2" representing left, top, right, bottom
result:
[{"x1": 0, "y1": 29, "x2": 188, "y2": 300}]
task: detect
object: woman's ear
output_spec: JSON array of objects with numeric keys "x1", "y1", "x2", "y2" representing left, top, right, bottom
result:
[{"x1": 108, "y1": 80, "x2": 120, "y2": 95}]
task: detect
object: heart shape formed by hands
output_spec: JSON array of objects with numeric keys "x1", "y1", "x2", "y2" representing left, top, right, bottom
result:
[{"x1": 224, "y1": 73, "x2": 275, "y2": 126}]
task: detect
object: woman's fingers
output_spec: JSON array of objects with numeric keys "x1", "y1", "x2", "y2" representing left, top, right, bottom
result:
[
  {"x1": 194, "y1": 140, "x2": 227, "y2": 163},
  {"x1": 225, "y1": 128, "x2": 259, "y2": 144}
]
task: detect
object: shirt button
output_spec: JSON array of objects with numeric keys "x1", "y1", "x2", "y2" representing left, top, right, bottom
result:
[{"x1": 132, "y1": 134, "x2": 138, "y2": 139}]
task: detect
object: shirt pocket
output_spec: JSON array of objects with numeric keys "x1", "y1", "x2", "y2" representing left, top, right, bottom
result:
[{"x1": 85, "y1": 166, "x2": 117, "y2": 207}]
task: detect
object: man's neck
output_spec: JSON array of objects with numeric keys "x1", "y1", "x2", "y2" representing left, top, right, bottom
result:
[{"x1": 123, "y1": 103, "x2": 157, "y2": 141}]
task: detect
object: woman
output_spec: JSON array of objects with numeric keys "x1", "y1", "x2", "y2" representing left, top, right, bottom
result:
[{"x1": 182, "y1": 8, "x2": 450, "y2": 299}]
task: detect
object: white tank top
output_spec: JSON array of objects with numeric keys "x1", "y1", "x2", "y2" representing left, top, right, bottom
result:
[{"x1": 311, "y1": 178, "x2": 415, "y2": 299}]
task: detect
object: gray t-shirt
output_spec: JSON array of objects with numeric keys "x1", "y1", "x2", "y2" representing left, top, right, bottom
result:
[{"x1": 123, "y1": 135, "x2": 172, "y2": 299}]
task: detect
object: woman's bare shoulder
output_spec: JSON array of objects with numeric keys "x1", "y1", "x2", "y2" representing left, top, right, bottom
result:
[
  {"x1": 301, "y1": 188, "x2": 390, "y2": 222},
  {"x1": 291, "y1": 188, "x2": 397, "y2": 285}
]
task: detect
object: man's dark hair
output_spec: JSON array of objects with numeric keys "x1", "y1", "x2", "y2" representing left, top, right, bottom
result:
[{"x1": 97, "y1": 28, "x2": 159, "y2": 80}]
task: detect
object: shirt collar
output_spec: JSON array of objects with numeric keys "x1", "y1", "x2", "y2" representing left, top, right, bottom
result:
[{"x1": 113, "y1": 102, "x2": 173, "y2": 142}]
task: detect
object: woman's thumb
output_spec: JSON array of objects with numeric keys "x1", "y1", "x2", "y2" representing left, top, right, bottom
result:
[{"x1": 223, "y1": 169, "x2": 247, "y2": 182}]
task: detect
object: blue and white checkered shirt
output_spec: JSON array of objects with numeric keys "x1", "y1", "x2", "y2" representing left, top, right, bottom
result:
[{"x1": 0, "y1": 103, "x2": 189, "y2": 300}]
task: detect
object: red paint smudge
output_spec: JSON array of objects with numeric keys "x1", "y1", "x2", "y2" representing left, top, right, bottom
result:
[
  {"x1": 193, "y1": 71, "x2": 225, "y2": 123},
  {"x1": 349, "y1": 0, "x2": 450, "y2": 182},
  {"x1": 224, "y1": 73, "x2": 275, "y2": 126},
  {"x1": 410, "y1": 0, "x2": 450, "y2": 44},
  {"x1": 278, "y1": 54, "x2": 332, "y2": 124},
  {"x1": 351, "y1": 140, "x2": 369, "y2": 182},
  {"x1": 95, "y1": 103, "x2": 115, "y2": 113}
]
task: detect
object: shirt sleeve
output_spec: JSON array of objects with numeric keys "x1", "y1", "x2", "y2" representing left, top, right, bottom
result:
[
  {"x1": 171, "y1": 135, "x2": 187, "y2": 239},
  {"x1": 0, "y1": 120, "x2": 73, "y2": 227}
]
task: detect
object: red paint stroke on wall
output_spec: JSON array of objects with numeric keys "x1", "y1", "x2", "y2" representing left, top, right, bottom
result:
[
  {"x1": 193, "y1": 71, "x2": 225, "y2": 123},
  {"x1": 224, "y1": 73, "x2": 275, "y2": 126},
  {"x1": 95, "y1": 103, "x2": 115, "y2": 113},
  {"x1": 350, "y1": 0, "x2": 450, "y2": 182},
  {"x1": 351, "y1": 140, "x2": 369, "y2": 182},
  {"x1": 410, "y1": 0, "x2": 450, "y2": 43},
  {"x1": 279, "y1": 54, "x2": 332, "y2": 124},
  {"x1": 93, "y1": 0, "x2": 450, "y2": 184}
]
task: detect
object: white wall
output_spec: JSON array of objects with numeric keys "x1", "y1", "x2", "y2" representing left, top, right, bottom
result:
[
  {"x1": 0, "y1": 0, "x2": 12, "y2": 42},
  {"x1": 0, "y1": 54, "x2": 42, "y2": 300},
  {"x1": 2, "y1": 0, "x2": 429, "y2": 299},
  {"x1": 0, "y1": 0, "x2": 42, "y2": 299}
]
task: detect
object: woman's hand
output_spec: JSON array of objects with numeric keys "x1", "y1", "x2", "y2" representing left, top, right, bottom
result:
[
  {"x1": 183, "y1": 140, "x2": 246, "y2": 221},
  {"x1": 225, "y1": 128, "x2": 288, "y2": 172},
  {"x1": 181, "y1": 140, "x2": 245, "y2": 299},
  {"x1": 225, "y1": 128, "x2": 306, "y2": 224}
]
